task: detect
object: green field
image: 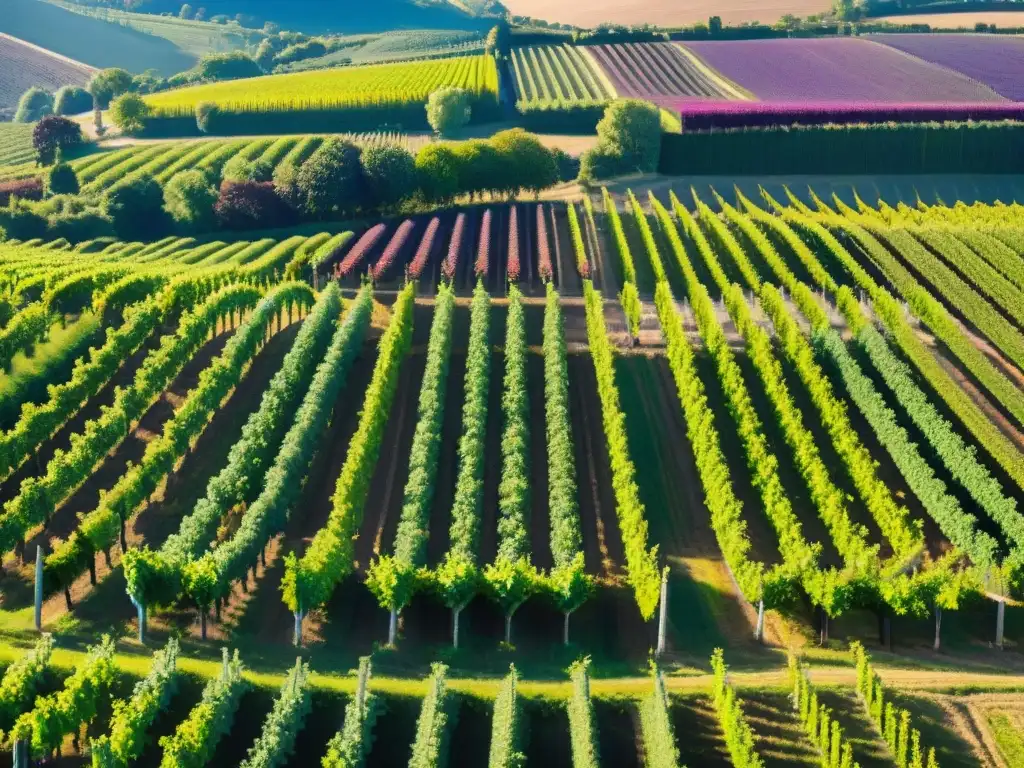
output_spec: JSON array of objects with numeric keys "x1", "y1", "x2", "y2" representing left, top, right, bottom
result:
[{"x1": 0, "y1": 123, "x2": 35, "y2": 167}]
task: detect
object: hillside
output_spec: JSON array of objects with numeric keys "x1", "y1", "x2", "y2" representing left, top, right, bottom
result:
[
  {"x1": 0, "y1": 0, "x2": 197, "y2": 76},
  {"x1": 499, "y1": 0, "x2": 831, "y2": 28},
  {"x1": 0, "y1": 32, "x2": 94, "y2": 118},
  {"x1": 130, "y1": 0, "x2": 492, "y2": 33}
]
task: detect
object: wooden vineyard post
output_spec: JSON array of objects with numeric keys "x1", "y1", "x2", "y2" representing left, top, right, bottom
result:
[
  {"x1": 934, "y1": 606, "x2": 942, "y2": 652},
  {"x1": 996, "y1": 599, "x2": 1006, "y2": 650},
  {"x1": 294, "y1": 610, "x2": 304, "y2": 648},
  {"x1": 656, "y1": 567, "x2": 669, "y2": 657},
  {"x1": 13, "y1": 738, "x2": 27, "y2": 768},
  {"x1": 388, "y1": 607, "x2": 398, "y2": 647},
  {"x1": 755, "y1": 599, "x2": 765, "y2": 644},
  {"x1": 564, "y1": 612, "x2": 570, "y2": 646},
  {"x1": 138, "y1": 600, "x2": 146, "y2": 643},
  {"x1": 34, "y1": 545, "x2": 43, "y2": 632}
]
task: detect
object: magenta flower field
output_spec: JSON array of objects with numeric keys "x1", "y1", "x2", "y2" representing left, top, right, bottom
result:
[
  {"x1": 867, "y1": 33, "x2": 1024, "y2": 101},
  {"x1": 682, "y1": 38, "x2": 1006, "y2": 102}
]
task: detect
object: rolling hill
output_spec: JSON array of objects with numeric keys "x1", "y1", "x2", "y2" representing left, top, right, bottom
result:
[
  {"x1": 0, "y1": 0, "x2": 200, "y2": 76},
  {"x1": 0, "y1": 32, "x2": 94, "y2": 118}
]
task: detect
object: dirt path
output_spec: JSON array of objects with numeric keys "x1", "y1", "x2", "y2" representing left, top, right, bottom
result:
[
  {"x1": 567, "y1": 353, "x2": 623, "y2": 577},
  {"x1": 525, "y1": 352, "x2": 554, "y2": 571}
]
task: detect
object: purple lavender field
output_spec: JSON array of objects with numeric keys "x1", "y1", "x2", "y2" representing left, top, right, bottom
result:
[
  {"x1": 867, "y1": 34, "x2": 1024, "y2": 101},
  {"x1": 682, "y1": 38, "x2": 1006, "y2": 102}
]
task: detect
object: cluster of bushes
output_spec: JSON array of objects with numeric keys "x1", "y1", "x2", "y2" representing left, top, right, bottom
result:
[
  {"x1": 0, "y1": 127, "x2": 571, "y2": 244},
  {"x1": 578, "y1": 100, "x2": 662, "y2": 182}
]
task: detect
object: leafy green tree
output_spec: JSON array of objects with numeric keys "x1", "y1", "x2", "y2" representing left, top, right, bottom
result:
[
  {"x1": 179, "y1": 3, "x2": 193, "y2": 18},
  {"x1": 102, "y1": 175, "x2": 167, "y2": 240},
  {"x1": 88, "y1": 68, "x2": 134, "y2": 109},
  {"x1": 196, "y1": 51, "x2": 263, "y2": 81},
  {"x1": 109, "y1": 93, "x2": 150, "y2": 134},
  {"x1": 362, "y1": 144, "x2": 416, "y2": 209},
  {"x1": 490, "y1": 128, "x2": 559, "y2": 196},
  {"x1": 164, "y1": 170, "x2": 217, "y2": 231},
  {"x1": 452, "y1": 139, "x2": 502, "y2": 199},
  {"x1": 14, "y1": 87, "x2": 53, "y2": 123},
  {"x1": 53, "y1": 86, "x2": 93, "y2": 116},
  {"x1": 195, "y1": 101, "x2": 219, "y2": 133},
  {"x1": 426, "y1": 87, "x2": 471, "y2": 137},
  {"x1": 595, "y1": 99, "x2": 662, "y2": 172},
  {"x1": 415, "y1": 143, "x2": 460, "y2": 205},
  {"x1": 295, "y1": 138, "x2": 365, "y2": 218},
  {"x1": 45, "y1": 163, "x2": 79, "y2": 197}
]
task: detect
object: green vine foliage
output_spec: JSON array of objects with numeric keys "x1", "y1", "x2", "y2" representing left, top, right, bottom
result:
[
  {"x1": 283, "y1": 282, "x2": 413, "y2": 614},
  {"x1": 488, "y1": 665, "x2": 525, "y2": 768},
  {"x1": 12, "y1": 636, "x2": 116, "y2": 759},
  {"x1": 92, "y1": 638, "x2": 180, "y2": 768},
  {"x1": 51, "y1": 282, "x2": 315, "y2": 596},
  {"x1": 321, "y1": 657, "x2": 378, "y2": 768},
  {"x1": 368, "y1": 283, "x2": 455, "y2": 614},
  {"x1": 566, "y1": 658, "x2": 599, "y2": 768},
  {"x1": 711, "y1": 649, "x2": 765, "y2": 768},
  {"x1": 240, "y1": 659, "x2": 312, "y2": 768},
  {"x1": 852, "y1": 642, "x2": 938, "y2": 768},
  {"x1": 790, "y1": 653, "x2": 860, "y2": 768},
  {"x1": 0, "y1": 633, "x2": 53, "y2": 733},
  {"x1": 543, "y1": 284, "x2": 591, "y2": 616},
  {"x1": 435, "y1": 281, "x2": 490, "y2": 613},
  {"x1": 158, "y1": 649, "x2": 246, "y2": 768},
  {"x1": 601, "y1": 187, "x2": 641, "y2": 337},
  {"x1": 484, "y1": 286, "x2": 540, "y2": 623},
  {"x1": 582, "y1": 279, "x2": 660, "y2": 620},
  {"x1": 408, "y1": 663, "x2": 453, "y2": 768},
  {"x1": 638, "y1": 666, "x2": 681, "y2": 768}
]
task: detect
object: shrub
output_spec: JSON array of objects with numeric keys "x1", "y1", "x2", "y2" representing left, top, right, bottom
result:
[
  {"x1": 451, "y1": 140, "x2": 502, "y2": 199},
  {"x1": 295, "y1": 138, "x2": 365, "y2": 218},
  {"x1": 215, "y1": 181, "x2": 297, "y2": 230},
  {"x1": 109, "y1": 93, "x2": 150, "y2": 135},
  {"x1": 580, "y1": 99, "x2": 661, "y2": 180},
  {"x1": 164, "y1": 170, "x2": 218, "y2": 231},
  {"x1": 197, "y1": 51, "x2": 263, "y2": 81},
  {"x1": 195, "y1": 102, "x2": 220, "y2": 134},
  {"x1": 362, "y1": 144, "x2": 416, "y2": 209},
  {"x1": 45, "y1": 163, "x2": 79, "y2": 197},
  {"x1": 273, "y1": 40, "x2": 327, "y2": 66},
  {"x1": 254, "y1": 39, "x2": 279, "y2": 71},
  {"x1": 221, "y1": 156, "x2": 274, "y2": 185},
  {"x1": 102, "y1": 176, "x2": 168, "y2": 240},
  {"x1": 88, "y1": 68, "x2": 134, "y2": 109},
  {"x1": 427, "y1": 87, "x2": 471, "y2": 136},
  {"x1": 272, "y1": 160, "x2": 302, "y2": 208},
  {"x1": 415, "y1": 143, "x2": 460, "y2": 203},
  {"x1": 32, "y1": 116, "x2": 82, "y2": 166},
  {"x1": 14, "y1": 87, "x2": 53, "y2": 123},
  {"x1": 53, "y1": 86, "x2": 93, "y2": 116},
  {"x1": 0, "y1": 178, "x2": 44, "y2": 206},
  {"x1": 490, "y1": 128, "x2": 559, "y2": 195},
  {"x1": 0, "y1": 204, "x2": 47, "y2": 240},
  {"x1": 47, "y1": 210, "x2": 112, "y2": 242}
]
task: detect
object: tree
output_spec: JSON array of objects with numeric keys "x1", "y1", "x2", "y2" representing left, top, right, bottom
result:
[
  {"x1": 221, "y1": 156, "x2": 273, "y2": 185},
  {"x1": 215, "y1": 181, "x2": 296, "y2": 230},
  {"x1": 196, "y1": 51, "x2": 262, "y2": 82},
  {"x1": 708, "y1": 15, "x2": 723, "y2": 35},
  {"x1": 426, "y1": 87, "x2": 471, "y2": 137},
  {"x1": 485, "y1": 22, "x2": 510, "y2": 57},
  {"x1": 109, "y1": 93, "x2": 150, "y2": 134},
  {"x1": 53, "y1": 86, "x2": 93, "y2": 116},
  {"x1": 294, "y1": 138, "x2": 365, "y2": 218},
  {"x1": 32, "y1": 116, "x2": 82, "y2": 165},
  {"x1": 45, "y1": 163, "x2": 79, "y2": 197},
  {"x1": 14, "y1": 87, "x2": 53, "y2": 123},
  {"x1": 193, "y1": 6, "x2": 206, "y2": 20},
  {"x1": 254, "y1": 39, "x2": 278, "y2": 71},
  {"x1": 452, "y1": 139, "x2": 502, "y2": 199},
  {"x1": 579, "y1": 99, "x2": 662, "y2": 181},
  {"x1": 195, "y1": 102, "x2": 219, "y2": 133},
  {"x1": 490, "y1": 128, "x2": 558, "y2": 195},
  {"x1": 361, "y1": 144, "x2": 416, "y2": 209},
  {"x1": 164, "y1": 170, "x2": 217, "y2": 230},
  {"x1": 102, "y1": 176, "x2": 167, "y2": 240},
  {"x1": 415, "y1": 143, "x2": 460, "y2": 203},
  {"x1": 88, "y1": 68, "x2": 134, "y2": 109},
  {"x1": 179, "y1": 3, "x2": 193, "y2": 18}
]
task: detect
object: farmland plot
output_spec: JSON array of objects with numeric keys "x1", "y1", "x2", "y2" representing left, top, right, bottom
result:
[
  {"x1": 0, "y1": 32, "x2": 94, "y2": 115},
  {"x1": 510, "y1": 44, "x2": 616, "y2": 106},
  {"x1": 0, "y1": 123, "x2": 35, "y2": 167},
  {"x1": 682, "y1": 37, "x2": 1007, "y2": 102},
  {"x1": 588, "y1": 42, "x2": 745, "y2": 101}
]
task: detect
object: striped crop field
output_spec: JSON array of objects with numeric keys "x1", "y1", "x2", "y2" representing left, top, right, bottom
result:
[
  {"x1": 143, "y1": 54, "x2": 499, "y2": 114},
  {"x1": 0, "y1": 123, "x2": 35, "y2": 167},
  {"x1": 510, "y1": 44, "x2": 616, "y2": 106},
  {"x1": 588, "y1": 42, "x2": 749, "y2": 100}
]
